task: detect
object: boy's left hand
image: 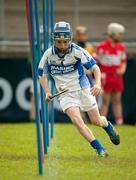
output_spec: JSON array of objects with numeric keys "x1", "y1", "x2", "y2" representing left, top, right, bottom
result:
[{"x1": 90, "y1": 84, "x2": 103, "y2": 96}]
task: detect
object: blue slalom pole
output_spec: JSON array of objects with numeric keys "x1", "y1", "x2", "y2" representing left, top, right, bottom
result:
[
  {"x1": 42, "y1": 0, "x2": 48, "y2": 51},
  {"x1": 50, "y1": 80, "x2": 55, "y2": 138},
  {"x1": 26, "y1": 0, "x2": 43, "y2": 175},
  {"x1": 50, "y1": 0, "x2": 55, "y2": 139},
  {"x1": 50, "y1": 0, "x2": 54, "y2": 45},
  {"x1": 42, "y1": 0, "x2": 49, "y2": 146},
  {"x1": 46, "y1": 0, "x2": 49, "y2": 46},
  {"x1": 34, "y1": 0, "x2": 48, "y2": 154}
]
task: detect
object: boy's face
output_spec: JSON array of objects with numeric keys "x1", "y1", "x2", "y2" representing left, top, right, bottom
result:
[{"x1": 54, "y1": 39, "x2": 70, "y2": 52}]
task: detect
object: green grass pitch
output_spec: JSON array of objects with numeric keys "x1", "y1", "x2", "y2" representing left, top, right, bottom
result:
[{"x1": 0, "y1": 123, "x2": 136, "y2": 180}]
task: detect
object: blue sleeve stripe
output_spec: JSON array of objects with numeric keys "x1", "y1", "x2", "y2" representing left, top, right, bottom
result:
[
  {"x1": 38, "y1": 68, "x2": 43, "y2": 76},
  {"x1": 83, "y1": 58, "x2": 96, "y2": 69}
]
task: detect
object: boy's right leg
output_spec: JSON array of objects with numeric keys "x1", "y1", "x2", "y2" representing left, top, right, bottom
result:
[
  {"x1": 65, "y1": 107, "x2": 109, "y2": 157},
  {"x1": 87, "y1": 107, "x2": 120, "y2": 145}
]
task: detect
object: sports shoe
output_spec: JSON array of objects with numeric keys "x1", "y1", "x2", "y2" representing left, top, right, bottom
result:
[
  {"x1": 108, "y1": 122, "x2": 120, "y2": 145},
  {"x1": 96, "y1": 148, "x2": 109, "y2": 158}
]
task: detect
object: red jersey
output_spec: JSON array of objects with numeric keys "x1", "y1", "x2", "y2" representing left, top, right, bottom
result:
[{"x1": 95, "y1": 39, "x2": 126, "y2": 75}]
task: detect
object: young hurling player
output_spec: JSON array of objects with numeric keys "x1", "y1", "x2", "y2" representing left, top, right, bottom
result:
[{"x1": 38, "y1": 21, "x2": 120, "y2": 157}]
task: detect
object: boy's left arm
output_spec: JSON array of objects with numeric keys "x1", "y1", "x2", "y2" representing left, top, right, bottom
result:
[{"x1": 90, "y1": 64, "x2": 103, "y2": 96}]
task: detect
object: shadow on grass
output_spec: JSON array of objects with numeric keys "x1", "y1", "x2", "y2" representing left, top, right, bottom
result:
[
  {"x1": 48, "y1": 153, "x2": 136, "y2": 167},
  {"x1": 48, "y1": 153, "x2": 108, "y2": 163},
  {"x1": 0, "y1": 154, "x2": 36, "y2": 161}
]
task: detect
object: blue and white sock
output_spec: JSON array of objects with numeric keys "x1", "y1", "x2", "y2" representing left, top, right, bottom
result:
[{"x1": 90, "y1": 139, "x2": 103, "y2": 151}]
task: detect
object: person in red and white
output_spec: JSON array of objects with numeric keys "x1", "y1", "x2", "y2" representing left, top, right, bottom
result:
[{"x1": 95, "y1": 23, "x2": 127, "y2": 125}]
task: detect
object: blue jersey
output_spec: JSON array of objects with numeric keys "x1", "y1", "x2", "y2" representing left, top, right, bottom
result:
[{"x1": 38, "y1": 43, "x2": 96, "y2": 92}]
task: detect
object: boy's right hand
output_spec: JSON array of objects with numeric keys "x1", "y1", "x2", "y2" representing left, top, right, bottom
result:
[{"x1": 45, "y1": 92, "x2": 52, "y2": 102}]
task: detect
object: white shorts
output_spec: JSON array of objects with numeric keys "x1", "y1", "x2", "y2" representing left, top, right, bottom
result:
[{"x1": 59, "y1": 88, "x2": 97, "y2": 112}]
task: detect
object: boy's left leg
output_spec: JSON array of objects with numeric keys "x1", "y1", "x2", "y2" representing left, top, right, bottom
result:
[{"x1": 87, "y1": 107, "x2": 120, "y2": 145}]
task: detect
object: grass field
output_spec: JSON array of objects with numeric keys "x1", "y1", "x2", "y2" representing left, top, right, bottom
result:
[{"x1": 0, "y1": 123, "x2": 136, "y2": 180}]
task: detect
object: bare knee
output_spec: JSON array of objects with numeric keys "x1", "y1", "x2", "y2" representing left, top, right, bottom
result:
[
  {"x1": 91, "y1": 116, "x2": 108, "y2": 127},
  {"x1": 91, "y1": 118, "x2": 103, "y2": 126},
  {"x1": 71, "y1": 116, "x2": 85, "y2": 129}
]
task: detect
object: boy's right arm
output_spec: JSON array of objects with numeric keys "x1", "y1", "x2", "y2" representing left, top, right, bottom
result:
[
  {"x1": 39, "y1": 75, "x2": 52, "y2": 102},
  {"x1": 38, "y1": 50, "x2": 52, "y2": 102}
]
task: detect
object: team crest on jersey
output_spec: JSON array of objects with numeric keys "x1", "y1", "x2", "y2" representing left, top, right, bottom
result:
[
  {"x1": 48, "y1": 58, "x2": 58, "y2": 64},
  {"x1": 48, "y1": 62, "x2": 78, "y2": 75}
]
